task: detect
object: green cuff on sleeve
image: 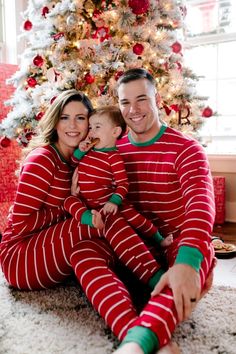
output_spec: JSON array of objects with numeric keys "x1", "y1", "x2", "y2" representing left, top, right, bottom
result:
[
  {"x1": 109, "y1": 194, "x2": 122, "y2": 205},
  {"x1": 175, "y1": 245, "x2": 204, "y2": 272},
  {"x1": 149, "y1": 268, "x2": 165, "y2": 289},
  {"x1": 73, "y1": 148, "x2": 86, "y2": 160},
  {"x1": 121, "y1": 326, "x2": 159, "y2": 354},
  {"x1": 153, "y1": 231, "x2": 164, "y2": 244},
  {"x1": 81, "y1": 210, "x2": 93, "y2": 227}
]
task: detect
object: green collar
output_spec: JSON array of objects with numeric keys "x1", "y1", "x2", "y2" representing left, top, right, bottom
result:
[
  {"x1": 94, "y1": 146, "x2": 117, "y2": 152},
  {"x1": 128, "y1": 124, "x2": 167, "y2": 147}
]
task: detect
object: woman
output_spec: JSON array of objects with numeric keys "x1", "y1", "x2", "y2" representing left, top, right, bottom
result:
[{"x1": 0, "y1": 89, "x2": 103, "y2": 289}]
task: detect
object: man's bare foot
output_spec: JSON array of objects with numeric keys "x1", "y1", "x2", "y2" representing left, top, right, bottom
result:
[
  {"x1": 113, "y1": 342, "x2": 144, "y2": 354},
  {"x1": 156, "y1": 341, "x2": 181, "y2": 354}
]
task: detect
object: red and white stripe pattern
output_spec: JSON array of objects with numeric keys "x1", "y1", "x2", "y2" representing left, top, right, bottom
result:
[
  {"x1": 117, "y1": 126, "x2": 216, "y2": 258},
  {"x1": 0, "y1": 144, "x2": 160, "y2": 290},
  {"x1": 71, "y1": 237, "x2": 214, "y2": 346},
  {"x1": 0, "y1": 145, "x2": 103, "y2": 289},
  {"x1": 72, "y1": 149, "x2": 129, "y2": 209}
]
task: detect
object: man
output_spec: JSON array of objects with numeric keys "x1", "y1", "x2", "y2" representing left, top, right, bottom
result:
[
  {"x1": 73, "y1": 68, "x2": 215, "y2": 354},
  {"x1": 114, "y1": 68, "x2": 215, "y2": 353}
]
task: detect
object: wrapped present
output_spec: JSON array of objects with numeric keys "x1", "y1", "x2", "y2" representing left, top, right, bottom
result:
[{"x1": 213, "y1": 176, "x2": 225, "y2": 225}]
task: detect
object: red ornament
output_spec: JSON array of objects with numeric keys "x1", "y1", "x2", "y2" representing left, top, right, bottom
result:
[
  {"x1": 27, "y1": 77, "x2": 37, "y2": 88},
  {"x1": 202, "y1": 106, "x2": 213, "y2": 118},
  {"x1": 128, "y1": 0, "x2": 150, "y2": 15},
  {"x1": 50, "y1": 96, "x2": 57, "y2": 104},
  {"x1": 114, "y1": 71, "x2": 124, "y2": 81},
  {"x1": 52, "y1": 32, "x2": 65, "y2": 41},
  {"x1": 84, "y1": 73, "x2": 95, "y2": 84},
  {"x1": 33, "y1": 55, "x2": 44, "y2": 67},
  {"x1": 23, "y1": 20, "x2": 33, "y2": 31},
  {"x1": 171, "y1": 41, "x2": 182, "y2": 54},
  {"x1": 133, "y1": 43, "x2": 144, "y2": 55},
  {"x1": 0, "y1": 136, "x2": 11, "y2": 148},
  {"x1": 42, "y1": 6, "x2": 49, "y2": 17},
  {"x1": 35, "y1": 112, "x2": 44, "y2": 121}
]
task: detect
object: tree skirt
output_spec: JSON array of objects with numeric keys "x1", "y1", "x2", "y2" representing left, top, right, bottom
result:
[{"x1": 0, "y1": 271, "x2": 235, "y2": 354}]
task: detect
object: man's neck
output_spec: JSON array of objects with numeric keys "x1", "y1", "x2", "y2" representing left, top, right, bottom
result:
[{"x1": 129, "y1": 125, "x2": 162, "y2": 144}]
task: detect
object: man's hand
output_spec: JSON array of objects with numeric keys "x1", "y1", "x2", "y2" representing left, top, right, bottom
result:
[
  {"x1": 91, "y1": 210, "x2": 104, "y2": 229},
  {"x1": 151, "y1": 263, "x2": 201, "y2": 322},
  {"x1": 71, "y1": 167, "x2": 80, "y2": 196},
  {"x1": 102, "y1": 202, "x2": 118, "y2": 215}
]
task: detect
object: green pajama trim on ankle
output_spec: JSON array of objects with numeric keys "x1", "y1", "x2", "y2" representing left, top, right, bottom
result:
[
  {"x1": 121, "y1": 326, "x2": 159, "y2": 354},
  {"x1": 148, "y1": 268, "x2": 165, "y2": 290}
]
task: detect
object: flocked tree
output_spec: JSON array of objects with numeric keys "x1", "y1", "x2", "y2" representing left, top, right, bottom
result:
[{"x1": 0, "y1": 0, "x2": 214, "y2": 148}]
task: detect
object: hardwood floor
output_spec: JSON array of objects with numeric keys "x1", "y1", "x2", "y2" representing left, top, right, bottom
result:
[{"x1": 213, "y1": 222, "x2": 236, "y2": 245}]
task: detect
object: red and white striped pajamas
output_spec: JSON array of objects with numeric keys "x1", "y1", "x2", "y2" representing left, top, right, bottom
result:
[
  {"x1": 66, "y1": 148, "x2": 163, "y2": 282},
  {"x1": 0, "y1": 145, "x2": 103, "y2": 289},
  {"x1": 70, "y1": 126, "x2": 216, "y2": 345},
  {"x1": 71, "y1": 237, "x2": 213, "y2": 345},
  {"x1": 0, "y1": 145, "x2": 160, "y2": 291},
  {"x1": 0, "y1": 124, "x2": 216, "y2": 348}
]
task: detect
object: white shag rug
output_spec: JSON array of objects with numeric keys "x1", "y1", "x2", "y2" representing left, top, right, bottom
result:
[{"x1": 0, "y1": 270, "x2": 236, "y2": 354}]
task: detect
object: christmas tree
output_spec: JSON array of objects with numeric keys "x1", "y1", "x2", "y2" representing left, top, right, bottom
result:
[{"x1": 0, "y1": 0, "x2": 213, "y2": 147}]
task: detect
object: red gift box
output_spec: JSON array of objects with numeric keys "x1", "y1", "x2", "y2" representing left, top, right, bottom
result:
[{"x1": 213, "y1": 176, "x2": 225, "y2": 225}]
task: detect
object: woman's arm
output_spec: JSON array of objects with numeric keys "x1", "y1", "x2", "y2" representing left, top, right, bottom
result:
[{"x1": 11, "y1": 149, "x2": 67, "y2": 236}]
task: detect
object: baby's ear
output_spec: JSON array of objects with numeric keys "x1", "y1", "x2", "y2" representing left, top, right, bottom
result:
[{"x1": 113, "y1": 126, "x2": 122, "y2": 138}]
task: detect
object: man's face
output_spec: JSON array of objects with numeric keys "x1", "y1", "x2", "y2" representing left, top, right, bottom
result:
[{"x1": 118, "y1": 78, "x2": 161, "y2": 142}]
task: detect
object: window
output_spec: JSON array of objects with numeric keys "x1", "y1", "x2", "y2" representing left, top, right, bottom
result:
[{"x1": 185, "y1": 0, "x2": 236, "y2": 154}]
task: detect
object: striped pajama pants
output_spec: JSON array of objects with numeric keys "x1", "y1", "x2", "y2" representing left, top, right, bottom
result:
[
  {"x1": 70, "y1": 238, "x2": 215, "y2": 346},
  {"x1": 0, "y1": 204, "x2": 159, "y2": 290},
  {"x1": 0, "y1": 214, "x2": 214, "y2": 347}
]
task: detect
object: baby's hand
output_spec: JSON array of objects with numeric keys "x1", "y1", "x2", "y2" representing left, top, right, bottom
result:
[
  {"x1": 91, "y1": 210, "x2": 104, "y2": 229},
  {"x1": 79, "y1": 139, "x2": 91, "y2": 152},
  {"x1": 79, "y1": 137, "x2": 100, "y2": 152},
  {"x1": 160, "y1": 234, "x2": 173, "y2": 248},
  {"x1": 102, "y1": 202, "x2": 118, "y2": 215}
]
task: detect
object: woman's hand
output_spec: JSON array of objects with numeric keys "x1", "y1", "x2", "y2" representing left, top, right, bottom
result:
[{"x1": 71, "y1": 167, "x2": 80, "y2": 196}]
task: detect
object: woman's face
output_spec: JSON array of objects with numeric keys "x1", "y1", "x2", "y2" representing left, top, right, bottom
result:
[{"x1": 55, "y1": 100, "x2": 89, "y2": 157}]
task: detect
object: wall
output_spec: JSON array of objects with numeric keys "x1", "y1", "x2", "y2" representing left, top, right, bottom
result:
[{"x1": 208, "y1": 155, "x2": 236, "y2": 223}]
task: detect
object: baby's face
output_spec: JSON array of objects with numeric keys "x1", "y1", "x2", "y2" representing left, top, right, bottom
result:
[{"x1": 88, "y1": 114, "x2": 118, "y2": 149}]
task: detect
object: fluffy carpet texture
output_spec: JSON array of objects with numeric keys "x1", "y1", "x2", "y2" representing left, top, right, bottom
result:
[{"x1": 0, "y1": 271, "x2": 235, "y2": 354}]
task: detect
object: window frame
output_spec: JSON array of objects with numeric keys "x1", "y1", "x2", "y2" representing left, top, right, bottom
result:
[{"x1": 185, "y1": 0, "x2": 236, "y2": 155}]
